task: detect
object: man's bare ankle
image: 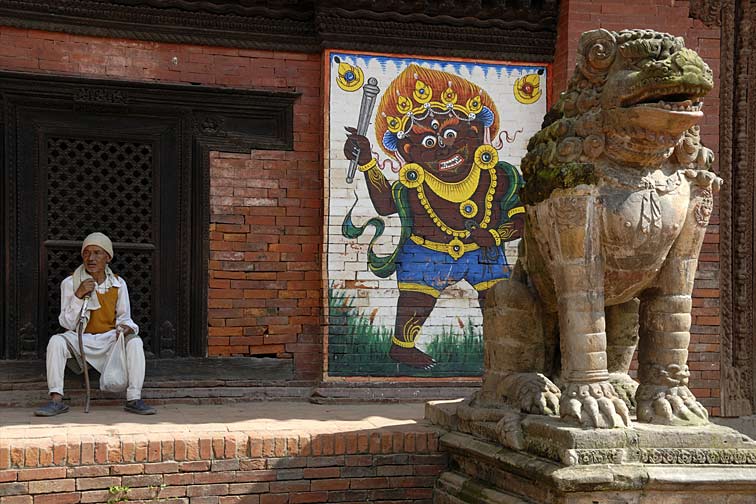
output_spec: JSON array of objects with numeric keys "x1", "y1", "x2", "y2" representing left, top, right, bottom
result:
[{"x1": 50, "y1": 393, "x2": 63, "y2": 402}]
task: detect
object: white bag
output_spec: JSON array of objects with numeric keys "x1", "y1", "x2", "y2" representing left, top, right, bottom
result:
[{"x1": 100, "y1": 332, "x2": 128, "y2": 392}]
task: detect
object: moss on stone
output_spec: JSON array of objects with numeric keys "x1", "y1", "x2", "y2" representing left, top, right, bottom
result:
[{"x1": 520, "y1": 162, "x2": 598, "y2": 206}]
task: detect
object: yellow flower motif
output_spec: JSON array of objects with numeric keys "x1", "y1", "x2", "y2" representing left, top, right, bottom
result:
[
  {"x1": 397, "y1": 95, "x2": 413, "y2": 114},
  {"x1": 513, "y1": 72, "x2": 542, "y2": 104},
  {"x1": 386, "y1": 115, "x2": 404, "y2": 134},
  {"x1": 399, "y1": 163, "x2": 425, "y2": 189},
  {"x1": 413, "y1": 79, "x2": 432, "y2": 104},
  {"x1": 474, "y1": 144, "x2": 499, "y2": 170},
  {"x1": 441, "y1": 85, "x2": 458, "y2": 105},
  {"x1": 335, "y1": 61, "x2": 364, "y2": 92},
  {"x1": 448, "y1": 238, "x2": 465, "y2": 260},
  {"x1": 459, "y1": 200, "x2": 478, "y2": 219},
  {"x1": 466, "y1": 95, "x2": 483, "y2": 114}
]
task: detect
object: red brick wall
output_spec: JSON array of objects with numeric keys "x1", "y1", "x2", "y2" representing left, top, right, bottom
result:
[
  {"x1": 552, "y1": 0, "x2": 722, "y2": 414},
  {"x1": 0, "y1": 430, "x2": 445, "y2": 503},
  {"x1": 0, "y1": 26, "x2": 323, "y2": 380},
  {"x1": 1, "y1": 1, "x2": 726, "y2": 396}
]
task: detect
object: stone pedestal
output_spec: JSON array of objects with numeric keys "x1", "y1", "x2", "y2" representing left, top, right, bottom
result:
[{"x1": 428, "y1": 400, "x2": 756, "y2": 503}]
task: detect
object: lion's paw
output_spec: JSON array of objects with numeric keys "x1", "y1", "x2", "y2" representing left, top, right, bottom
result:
[
  {"x1": 636, "y1": 384, "x2": 709, "y2": 426},
  {"x1": 560, "y1": 381, "x2": 631, "y2": 428},
  {"x1": 503, "y1": 373, "x2": 561, "y2": 416},
  {"x1": 608, "y1": 373, "x2": 639, "y2": 412}
]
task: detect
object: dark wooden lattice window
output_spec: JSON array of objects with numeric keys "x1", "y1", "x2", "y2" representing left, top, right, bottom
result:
[{"x1": 44, "y1": 137, "x2": 157, "y2": 354}]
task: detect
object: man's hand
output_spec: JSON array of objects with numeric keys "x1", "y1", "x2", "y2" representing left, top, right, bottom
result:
[
  {"x1": 117, "y1": 324, "x2": 134, "y2": 337},
  {"x1": 75, "y1": 279, "x2": 96, "y2": 299},
  {"x1": 469, "y1": 228, "x2": 497, "y2": 248},
  {"x1": 344, "y1": 126, "x2": 373, "y2": 166}
]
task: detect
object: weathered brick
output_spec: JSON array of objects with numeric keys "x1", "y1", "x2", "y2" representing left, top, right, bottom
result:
[
  {"x1": 67, "y1": 466, "x2": 109, "y2": 478},
  {"x1": 289, "y1": 491, "x2": 328, "y2": 503},
  {"x1": 17, "y1": 468, "x2": 66, "y2": 482},
  {"x1": 325, "y1": 490, "x2": 369, "y2": 502},
  {"x1": 0, "y1": 445, "x2": 10, "y2": 470},
  {"x1": 235, "y1": 470, "x2": 276, "y2": 482},
  {"x1": 121, "y1": 474, "x2": 163, "y2": 487},
  {"x1": 305, "y1": 456, "x2": 344, "y2": 468},
  {"x1": 212, "y1": 459, "x2": 240, "y2": 472},
  {"x1": 275, "y1": 468, "x2": 303, "y2": 481},
  {"x1": 180, "y1": 461, "x2": 210, "y2": 472},
  {"x1": 260, "y1": 495, "x2": 289, "y2": 504},
  {"x1": 269, "y1": 479, "x2": 309, "y2": 493},
  {"x1": 0, "y1": 495, "x2": 32, "y2": 504},
  {"x1": 110, "y1": 464, "x2": 144, "y2": 475},
  {"x1": 23, "y1": 447, "x2": 38, "y2": 468},
  {"x1": 76, "y1": 476, "x2": 121, "y2": 491},
  {"x1": 186, "y1": 483, "x2": 229, "y2": 497},
  {"x1": 32, "y1": 492, "x2": 80, "y2": 504},
  {"x1": 344, "y1": 455, "x2": 371, "y2": 467},
  {"x1": 79, "y1": 489, "x2": 112, "y2": 503},
  {"x1": 144, "y1": 462, "x2": 179, "y2": 474},
  {"x1": 194, "y1": 471, "x2": 236, "y2": 484},
  {"x1": 148, "y1": 439, "x2": 162, "y2": 462},
  {"x1": 165, "y1": 472, "x2": 195, "y2": 486},
  {"x1": 220, "y1": 496, "x2": 261, "y2": 504},
  {"x1": 340, "y1": 466, "x2": 375, "y2": 478},
  {"x1": 302, "y1": 467, "x2": 339, "y2": 480},
  {"x1": 228, "y1": 482, "x2": 269, "y2": 495},
  {"x1": 29, "y1": 478, "x2": 75, "y2": 494},
  {"x1": 268, "y1": 457, "x2": 306, "y2": 469},
  {"x1": 0, "y1": 482, "x2": 27, "y2": 497},
  {"x1": 310, "y1": 478, "x2": 349, "y2": 491},
  {"x1": 239, "y1": 459, "x2": 266, "y2": 471},
  {"x1": 0, "y1": 470, "x2": 17, "y2": 483},
  {"x1": 348, "y1": 476, "x2": 389, "y2": 489},
  {"x1": 376, "y1": 465, "x2": 413, "y2": 477}
]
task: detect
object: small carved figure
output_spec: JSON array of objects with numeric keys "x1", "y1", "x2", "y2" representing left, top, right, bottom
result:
[{"x1": 476, "y1": 29, "x2": 720, "y2": 428}]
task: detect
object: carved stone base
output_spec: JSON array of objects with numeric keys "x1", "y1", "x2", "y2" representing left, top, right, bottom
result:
[{"x1": 428, "y1": 400, "x2": 756, "y2": 503}]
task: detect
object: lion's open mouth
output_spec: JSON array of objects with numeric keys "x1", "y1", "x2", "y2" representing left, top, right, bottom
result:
[
  {"x1": 635, "y1": 97, "x2": 703, "y2": 113},
  {"x1": 624, "y1": 85, "x2": 707, "y2": 114}
]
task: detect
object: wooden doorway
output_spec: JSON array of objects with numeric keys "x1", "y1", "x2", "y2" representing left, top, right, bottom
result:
[{"x1": 0, "y1": 71, "x2": 296, "y2": 360}]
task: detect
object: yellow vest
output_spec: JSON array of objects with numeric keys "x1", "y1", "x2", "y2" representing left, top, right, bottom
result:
[{"x1": 85, "y1": 285, "x2": 119, "y2": 334}]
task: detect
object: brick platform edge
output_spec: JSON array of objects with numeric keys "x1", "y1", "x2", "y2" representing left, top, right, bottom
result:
[{"x1": 0, "y1": 430, "x2": 446, "y2": 504}]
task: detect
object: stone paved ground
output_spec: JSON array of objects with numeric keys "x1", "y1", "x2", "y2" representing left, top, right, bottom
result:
[{"x1": 0, "y1": 401, "x2": 431, "y2": 441}]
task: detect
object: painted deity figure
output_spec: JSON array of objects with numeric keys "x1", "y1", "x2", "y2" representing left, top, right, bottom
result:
[{"x1": 343, "y1": 64, "x2": 525, "y2": 369}]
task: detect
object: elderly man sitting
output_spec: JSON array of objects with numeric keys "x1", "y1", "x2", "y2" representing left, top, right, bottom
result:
[{"x1": 34, "y1": 232, "x2": 156, "y2": 416}]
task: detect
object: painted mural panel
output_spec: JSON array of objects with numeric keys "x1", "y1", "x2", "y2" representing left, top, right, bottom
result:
[{"x1": 325, "y1": 51, "x2": 549, "y2": 378}]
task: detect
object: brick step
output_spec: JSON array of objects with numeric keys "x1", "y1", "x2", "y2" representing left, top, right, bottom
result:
[
  {"x1": 0, "y1": 356, "x2": 307, "y2": 407},
  {"x1": 0, "y1": 402, "x2": 447, "y2": 504},
  {"x1": 310, "y1": 379, "x2": 480, "y2": 404},
  {"x1": 434, "y1": 471, "x2": 533, "y2": 504},
  {"x1": 0, "y1": 384, "x2": 315, "y2": 408}
]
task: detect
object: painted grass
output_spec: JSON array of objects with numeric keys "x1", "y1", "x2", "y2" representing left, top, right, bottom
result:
[{"x1": 328, "y1": 285, "x2": 483, "y2": 377}]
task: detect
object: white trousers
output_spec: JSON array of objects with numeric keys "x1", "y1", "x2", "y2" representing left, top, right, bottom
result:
[{"x1": 46, "y1": 333, "x2": 146, "y2": 401}]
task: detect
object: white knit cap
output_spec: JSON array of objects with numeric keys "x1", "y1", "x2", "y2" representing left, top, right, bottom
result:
[{"x1": 81, "y1": 232, "x2": 114, "y2": 259}]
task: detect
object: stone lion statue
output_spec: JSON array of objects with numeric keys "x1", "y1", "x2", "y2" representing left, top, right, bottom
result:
[{"x1": 474, "y1": 29, "x2": 721, "y2": 429}]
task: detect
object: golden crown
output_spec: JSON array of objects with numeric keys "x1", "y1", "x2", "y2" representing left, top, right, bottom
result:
[{"x1": 382, "y1": 77, "x2": 486, "y2": 139}]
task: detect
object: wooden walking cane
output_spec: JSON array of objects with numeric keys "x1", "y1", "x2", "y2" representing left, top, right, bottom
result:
[{"x1": 76, "y1": 294, "x2": 92, "y2": 413}]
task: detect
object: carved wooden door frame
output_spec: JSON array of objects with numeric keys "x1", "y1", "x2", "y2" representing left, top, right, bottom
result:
[
  {"x1": 691, "y1": 0, "x2": 756, "y2": 416},
  {"x1": 0, "y1": 71, "x2": 297, "y2": 359}
]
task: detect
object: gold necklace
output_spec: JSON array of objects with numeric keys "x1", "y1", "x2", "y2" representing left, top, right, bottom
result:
[
  {"x1": 422, "y1": 163, "x2": 481, "y2": 203},
  {"x1": 416, "y1": 167, "x2": 498, "y2": 238}
]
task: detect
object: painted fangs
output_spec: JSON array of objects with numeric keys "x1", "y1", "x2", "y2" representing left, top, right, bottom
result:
[{"x1": 439, "y1": 154, "x2": 464, "y2": 171}]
